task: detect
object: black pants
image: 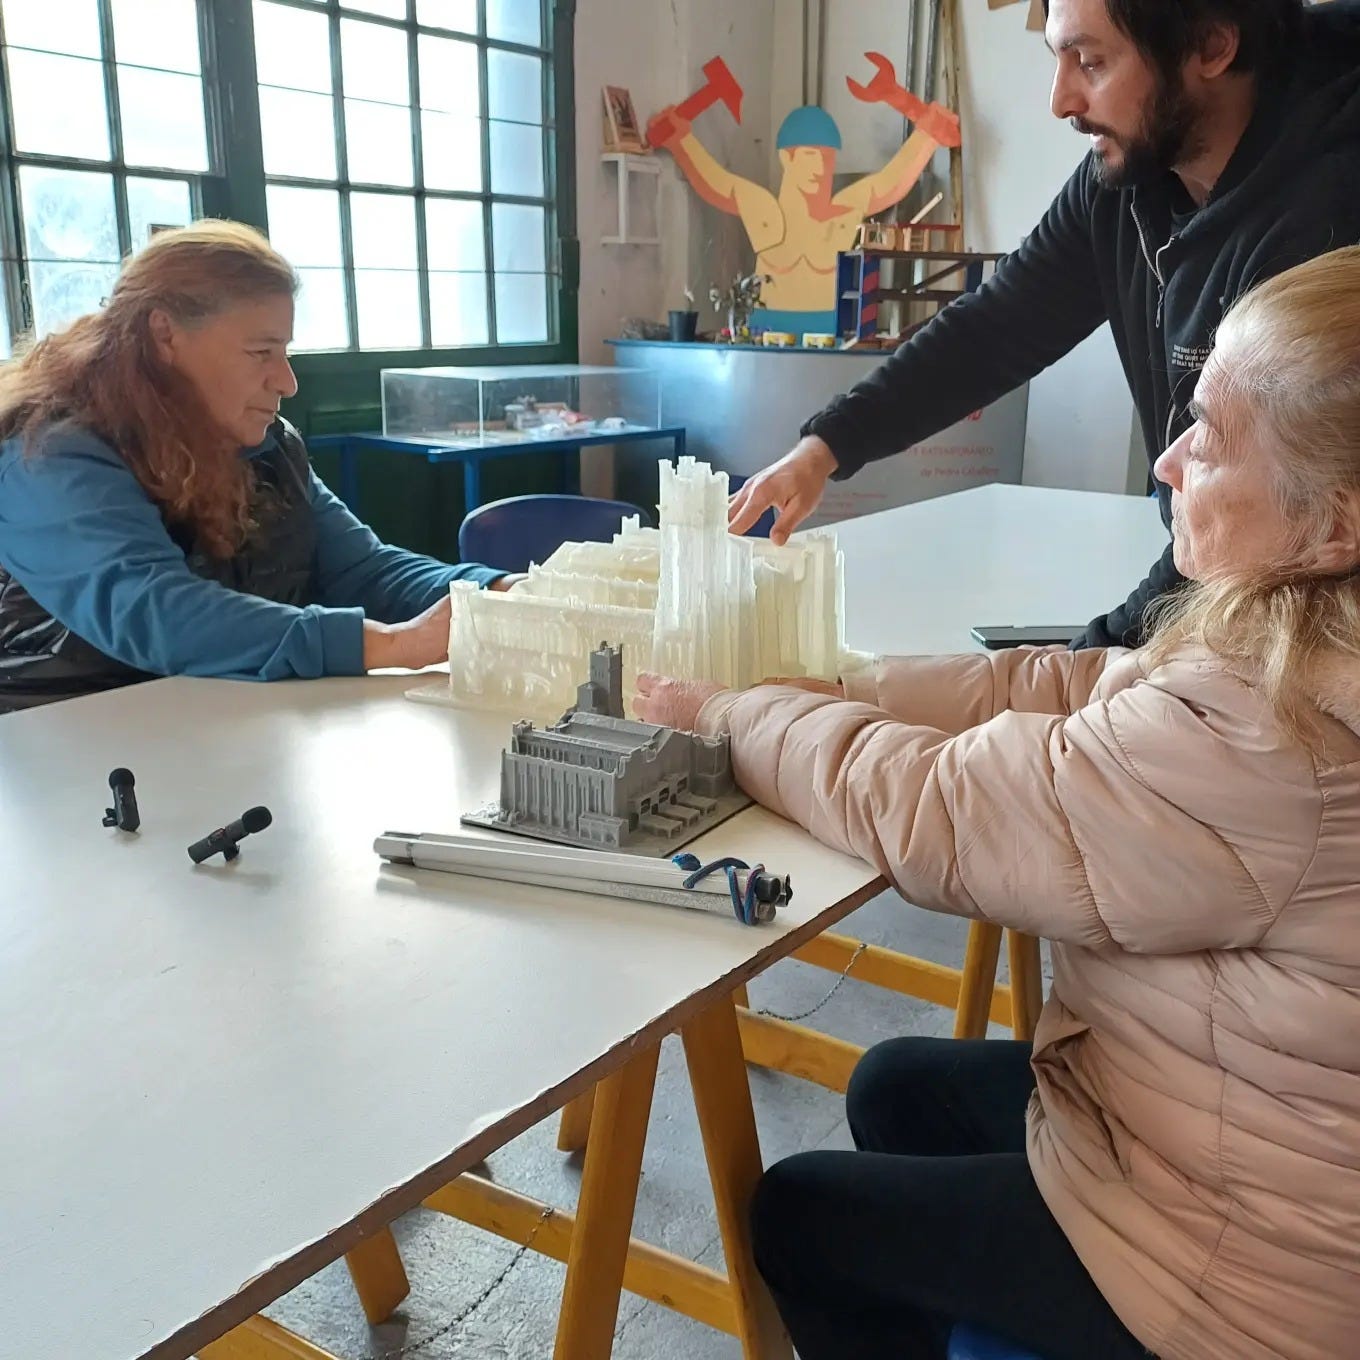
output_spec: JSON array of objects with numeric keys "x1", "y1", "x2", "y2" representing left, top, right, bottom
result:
[{"x1": 750, "y1": 1038, "x2": 1151, "y2": 1360}]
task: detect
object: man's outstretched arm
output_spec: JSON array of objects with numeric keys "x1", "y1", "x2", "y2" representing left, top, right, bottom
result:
[{"x1": 730, "y1": 159, "x2": 1110, "y2": 541}]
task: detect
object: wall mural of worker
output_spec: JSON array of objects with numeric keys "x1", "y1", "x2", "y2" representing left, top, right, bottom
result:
[{"x1": 648, "y1": 54, "x2": 961, "y2": 336}]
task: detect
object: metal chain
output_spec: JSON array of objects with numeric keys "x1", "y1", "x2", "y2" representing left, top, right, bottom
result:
[
  {"x1": 347, "y1": 947, "x2": 870, "y2": 1358},
  {"x1": 756, "y1": 941, "x2": 869, "y2": 1023},
  {"x1": 351, "y1": 1204, "x2": 554, "y2": 1360}
]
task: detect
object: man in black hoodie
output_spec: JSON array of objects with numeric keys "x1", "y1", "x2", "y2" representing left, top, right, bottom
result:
[{"x1": 728, "y1": 0, "x2": 1360, "y2": 648}]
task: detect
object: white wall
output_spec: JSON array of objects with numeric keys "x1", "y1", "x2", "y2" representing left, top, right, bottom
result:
[
  {"x1": 573, "y1": 0, "x2": 775, "y2": 364},
  {"x1": 955, "y1": 0, "x2": 1137, "y2": 492}
]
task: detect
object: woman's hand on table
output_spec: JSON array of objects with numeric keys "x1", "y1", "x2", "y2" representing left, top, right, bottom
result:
[
  {"x1": 635, "y1": 673, "x2": 726, "y2": 731},
  {"x1": 362, "y1": 595, "x2": 452, "y2": 671}
]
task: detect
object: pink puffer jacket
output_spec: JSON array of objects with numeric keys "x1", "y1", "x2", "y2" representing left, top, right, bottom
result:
[{"x1": 695, "y1": 645, "x2": 1360, "y2": 1360}]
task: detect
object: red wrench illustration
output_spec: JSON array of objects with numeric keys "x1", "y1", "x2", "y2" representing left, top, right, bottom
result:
[{"x1": 846, "y1": 51, "x2": 961, "y2": 149}]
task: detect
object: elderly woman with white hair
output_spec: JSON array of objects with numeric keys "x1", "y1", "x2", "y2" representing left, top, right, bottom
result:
[{"x1": 635, "y1": 247, "x2": 1360, "y2": 1360}]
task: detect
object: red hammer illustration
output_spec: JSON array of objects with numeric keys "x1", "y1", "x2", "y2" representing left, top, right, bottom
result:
[
  {"x1": 846, "y1": 51, "x2": 961, "y2": 149},
  {"x1": 647, "y1": 57, "x2": 744, "y2": 149}
]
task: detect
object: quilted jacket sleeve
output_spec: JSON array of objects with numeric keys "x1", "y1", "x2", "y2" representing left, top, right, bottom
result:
[
  {"x1": 841, "y1": 646, "x2": 1116, "y2": 734},
  {"x1": 697, "y1": 657, "x2": 1322, "y2": 954}
]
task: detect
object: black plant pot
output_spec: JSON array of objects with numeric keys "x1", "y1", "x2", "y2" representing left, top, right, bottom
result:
[{"x1": 668, "y1": 309, "x2": 699, "y2": 342}]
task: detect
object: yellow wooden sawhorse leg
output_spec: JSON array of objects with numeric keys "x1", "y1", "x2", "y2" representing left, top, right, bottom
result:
[
  {"x1": 561, "y1": 927, "x2": 1044, "y2": 1131},
  {"x1": 434, "y1": 992, "x2": 790, "y2": 1359},
  {"x1": 199, "y1": 992, "x2": 788, "y2": 1360},
  {"x1": 198, "y1": 1228, "x2": 408, "y2": 1360}
]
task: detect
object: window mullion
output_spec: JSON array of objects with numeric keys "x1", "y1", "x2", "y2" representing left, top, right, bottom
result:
[
  {"x1": 203, "y1": 0, "x2": 268, "y2": 231},
  {"x1": 329, "y1": 5, "x2": 358, "y2": 350},
  {"x1": 409, "y1": 0, "x2": 431, "y2": 349},
  {"x1": 97, "y1": 0, "x2": 132, "y2": 257},
  {"x1": 0, "y1": 5, "x2": 30, "y2": 337},
  {"x1": 477, "y1": 0, "x2": 496, "y2": 345}
]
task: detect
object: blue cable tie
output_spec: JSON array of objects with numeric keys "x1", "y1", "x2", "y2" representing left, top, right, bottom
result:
[{"x1": 671, "y1": 853, "x2": 764, "y2": 924}]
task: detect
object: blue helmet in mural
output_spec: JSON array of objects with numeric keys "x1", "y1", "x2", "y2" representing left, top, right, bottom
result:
[{"x1": 776, "y1": 105, "x2": 842, "y2": 151}]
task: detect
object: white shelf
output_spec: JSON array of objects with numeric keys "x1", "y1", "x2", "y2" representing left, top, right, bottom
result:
[{"x1": 601, "y1": 152, "x2": 661, "y2": 246}]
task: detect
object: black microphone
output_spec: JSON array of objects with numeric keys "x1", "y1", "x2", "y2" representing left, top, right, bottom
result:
[
  {"x1": 102, "y1": 768, "x2": 141, "y2": 833},
  {"x1": 187, "y1": 806, "x2": 273, "y2": 864}
]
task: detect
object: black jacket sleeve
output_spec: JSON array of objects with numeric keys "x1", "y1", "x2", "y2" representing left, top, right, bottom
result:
[
  {"x1": 806, "y1": 159, "x2": 1110, "y2": 479},
  {"x1": 1073, "y1": 540, "x2": 1184, "y2": 650}
]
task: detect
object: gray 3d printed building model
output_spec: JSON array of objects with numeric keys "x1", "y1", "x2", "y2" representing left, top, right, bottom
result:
[{"x1": 461, "y1": 644, "x2": 751, "y2": 851}]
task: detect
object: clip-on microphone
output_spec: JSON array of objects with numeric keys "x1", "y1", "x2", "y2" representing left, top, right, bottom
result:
[
  {"x1": 103, "y1": 768, "x2": 141, "y2": 833},
  {"x1": 188, "y1": 806, "x2": 273, "y2": 864}
]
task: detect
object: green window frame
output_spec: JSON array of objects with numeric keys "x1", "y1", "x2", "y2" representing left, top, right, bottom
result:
[{"x1": 0, "y1": 0, "x2": 578, "y2": 422}]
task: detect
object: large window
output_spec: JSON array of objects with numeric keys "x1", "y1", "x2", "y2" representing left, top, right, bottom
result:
[
  {"x1": 0, "y1": 0, "x2": 569, "y2": 359},
  {"x1": 0, "y1": 0, "x2": 208, "y2": 342}
]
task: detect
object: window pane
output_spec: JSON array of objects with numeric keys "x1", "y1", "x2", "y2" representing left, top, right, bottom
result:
[
  {"x1": 417, "y1": 0, "x2": 476, "y2": 34},
  {"x1": 3, "y1": 0, "x2": 102, "y2": 59},
  {"x1": 429, "y1": 272, "x2": 488, "y2": 347},
  {"x1": 417, "y1": 34, "x2": 479, "y2": 118},
  {"x1": 344, "y1": 100, "x2": 413, "y2": 185},
  {"x1": 421, "y1": 112, "x2": 482, "y2": 192},
  {"x1": 491, "y1": 202, "x2": 545, "y2": 273},
  {"x1": 494, "y1": 272, "x2": 548, "y2": 345},
  {"x1": 425, "y1": 199, "x2": 484, "y2": 272},
  {"x1": 126, "y1": 177, "x2": 193, "y2": 249},
  {"x1": 29, "y1": 261, "x2": 120, "y2": 336},
  {"x1": 259, "y1": 87, "x2": 338, "y2": 178},
  {"x1": 253, "y1": 1, "x2": 332, "y2": 94},
  {"x1": 489, "y1": 121, "x2": 544, "y2": 197},
  {"x1": 119, "y1": 68, "x2": 209, "y2": 171},
  {"x1": 487, "y1": 49, "x2": 541, "y2": 124},
  {"x1": 342, "y1": 0, "x2": 406, "y2": 17},
  {"x1": 341, "y1": 18, "x2": 408, "y2": 105},
  {"x1": 19, "y1": 166, "x2": 118, "y2": 263},
  {"x1": 7, "y1": 51, "x2": 110, "y2": 159},
  {"x1": 355, "y1": 269, "x2": 421, "y2": 349},
  {"x1": 111, "y1": 0, "x2": 201, "y2": 74},
  {"x1": 293, "y1": 267, "x2": 350, "y2": 350},
  {"x1": 350, "y1": 193, "x2": 417, "y2": 270},
  {"x1": 487, "y1": 0, "x2": 542, "y2": 47},
  {"x1": 266, "y1": 185, "x2": 343, "y2": 267}
]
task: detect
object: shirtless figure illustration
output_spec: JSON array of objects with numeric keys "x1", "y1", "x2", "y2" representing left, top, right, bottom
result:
[{"x1": 647, "y1": 55, "x2": 961, "y2": 336}]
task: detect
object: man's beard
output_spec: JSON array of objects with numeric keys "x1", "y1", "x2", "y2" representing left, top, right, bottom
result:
[{"x1": 1076, "y1": 74, "x2": 1203, "y2": 189}]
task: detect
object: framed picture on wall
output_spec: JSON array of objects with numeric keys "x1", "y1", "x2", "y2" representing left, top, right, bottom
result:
[{"x1": 602, "y1": 85, "x2": 647, "y2": 153}]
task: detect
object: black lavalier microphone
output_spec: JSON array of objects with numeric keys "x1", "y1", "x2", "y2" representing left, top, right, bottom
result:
[
  {"x1": 187, "y1": 806, "x2": 273, "y2": 864},
  {"x1": 103, "y1": 768, "x2": 141, "y2": 833}
]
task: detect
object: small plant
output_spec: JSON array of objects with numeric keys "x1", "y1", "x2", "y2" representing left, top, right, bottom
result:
[{"x1": 708, "y1": 273, "x2": 771, "y2": 342}]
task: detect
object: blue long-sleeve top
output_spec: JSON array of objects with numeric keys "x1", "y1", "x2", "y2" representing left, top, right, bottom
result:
[{"x1": 0, "y1": 425, "x2": 500, "y2": 681}]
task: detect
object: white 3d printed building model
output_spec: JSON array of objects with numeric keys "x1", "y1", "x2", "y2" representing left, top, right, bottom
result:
[
  {"x1": 462, "y1": 643, "x2": 751, "y2": 850},
  {"x1": 410, "y1": 456, "x2": 851, "y2": 723}
]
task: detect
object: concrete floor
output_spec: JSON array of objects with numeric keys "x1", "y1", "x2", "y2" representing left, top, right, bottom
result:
[{"x1": 238, "y1": 891, "x2": 1020, "y2": 1360}]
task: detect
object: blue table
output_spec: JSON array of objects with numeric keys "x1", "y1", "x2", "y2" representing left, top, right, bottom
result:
[{"x1": 308, "y1": 426, "x2": 688, "y2": 516}]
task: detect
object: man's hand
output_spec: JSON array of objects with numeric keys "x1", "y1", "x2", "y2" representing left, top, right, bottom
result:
[
  {"x1": 646, "y1": 105, "x2": 692, "y2": 150},
  {"x1": 728, "y1": 436, "x2": 839, "y2": 545},
  {"x1": 634, "y1": 672, "x2": 726, "y2": 732},
  {"x1": 362, "y1": 595, "x2": 451, "y2": 672},
  {"x1": 759, "y1": 676, "x2": 845, "y2": 698},
  {"x1": 489, "y1": 573, "x2": 526, "y2": 592}
]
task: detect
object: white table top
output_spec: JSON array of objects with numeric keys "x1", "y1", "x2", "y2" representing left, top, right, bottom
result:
[
  {"x1": 0, "y1": 485, "x2": 1166, "y2": 1360},
  {"x1": 836, "y1": 483, "x2": 1169, "y2": 656}
]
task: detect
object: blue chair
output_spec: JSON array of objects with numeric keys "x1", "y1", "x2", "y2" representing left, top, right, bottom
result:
[
  {"x1": 948, "y1": 1324, "x2": 1048, "y2": 1360},
  {"x1": 457, "y1": 494, "x2": 652, "y2": 573}
]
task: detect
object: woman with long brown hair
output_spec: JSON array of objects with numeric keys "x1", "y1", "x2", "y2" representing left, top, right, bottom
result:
[{"x1": 0, "y1": 220, "x2": 513, "y2": 714}]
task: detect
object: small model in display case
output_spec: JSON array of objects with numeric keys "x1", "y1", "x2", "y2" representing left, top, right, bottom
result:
[{"x1": 381, "y1": 364, "x2": 661, "y2": 448}]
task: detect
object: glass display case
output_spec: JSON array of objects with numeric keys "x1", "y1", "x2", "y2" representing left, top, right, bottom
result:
[{"x1": 381, "y1": 363, "x2": 662, "y2": 448}]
